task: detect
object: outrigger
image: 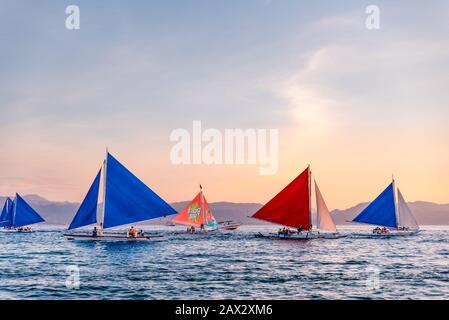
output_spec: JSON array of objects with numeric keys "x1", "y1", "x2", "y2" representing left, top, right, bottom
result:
[
  {"x1": 0, "y1": 194, "x2": 45, "y2": 232},
  {"x1": 252, "y1": 166, "x2": 345, "y2": 240},
  {"x1": 351, "y1": 177, "x2": 419, "y2": 237},
  {"x1": 171, "y1": 185, "x2": 219, "y2": 234},
  {"x1": 64, "y1": 150, "x2": 176, "y2": 241}
]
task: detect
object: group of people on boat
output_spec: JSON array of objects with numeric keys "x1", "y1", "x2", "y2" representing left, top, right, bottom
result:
[
  {"x1": 187, "y1": 224, "x2": 205, "y2": 234},
  {"x1": 90, "y1": 226, "x2": 145, "y2": 238},
  {"x1": 278, "y1": 225, "x2": 304, "y2": 236},
  {"x1": 17, "y1": 226, "x2": 32, "y2": 232},
  {"x1": 128, "y1": 226, "x2": 145, "y2": 238},
  {"x1": 372, "y1": 227, "x2": 390, "y2": 234}
]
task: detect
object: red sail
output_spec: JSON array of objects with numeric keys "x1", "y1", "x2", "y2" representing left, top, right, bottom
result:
[{"x1": 252, "y1": 167, "x2": 311, "y2": 230}]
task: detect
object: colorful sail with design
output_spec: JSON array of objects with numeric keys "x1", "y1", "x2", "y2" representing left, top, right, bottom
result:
[
  {"x1": 172, "y1": 193, "x2": 203, "y2": 227},
  {"x1": 252, "y1": 167, "x2": 311, "y2": 230},
  {"x1": 203, "y1": 195, "x2": 218, "y2": 229},
  {"x1": 172, "y1": 188, "x2": 218, "y2": 230}
]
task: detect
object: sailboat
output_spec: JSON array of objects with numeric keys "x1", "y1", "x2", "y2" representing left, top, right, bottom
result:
[
  {"x1": 351, "y1": 178, "x2": 419, "y2": 237},
  {"x1": 0, "y1": 194, "x2": 45, "y2": 232},
  {"x1": 171, "y1": 185, "x2": 219, "y2": 234},
  {"x1": 252, "y1": 166, "x2": 344, "y2": 240},
  {"x1": 64, "y1": 151, "x2": 177, "y2": 241}
]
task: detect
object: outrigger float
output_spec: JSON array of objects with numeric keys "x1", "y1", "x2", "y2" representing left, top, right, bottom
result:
[
  {"x1": 0, "y1": 194, "x2": 45, "y2": 232},
  {"x1": 351, "y1": 178, "x2": 419, "y2": 238},
  {"x1": 64, "y1": 151, "x2": 176, "y2": 241},
  {"x1": 252, "y1": 166, "x2": 345, "y2": 240},
  {"x1": 171, "y1": 185, "x2": 219, "y2": 234}
]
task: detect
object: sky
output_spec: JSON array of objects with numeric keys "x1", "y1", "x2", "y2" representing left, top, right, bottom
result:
[{"x1": 0, "y1": 0, "x2": 448, "y2": 209}]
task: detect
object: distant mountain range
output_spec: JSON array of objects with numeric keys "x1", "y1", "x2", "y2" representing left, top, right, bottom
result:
[{"x1": 1, "y1": 195, "x2": 448, "y2": 225}]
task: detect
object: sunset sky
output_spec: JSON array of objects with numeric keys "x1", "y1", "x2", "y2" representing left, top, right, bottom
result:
[{"x1": 1, "y1": 0, "x2": 448, "y2": 210}]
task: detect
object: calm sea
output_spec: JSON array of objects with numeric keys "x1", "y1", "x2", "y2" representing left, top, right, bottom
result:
[{"x1": 0, "y1": 225, "x2": 448, "y2": 299}]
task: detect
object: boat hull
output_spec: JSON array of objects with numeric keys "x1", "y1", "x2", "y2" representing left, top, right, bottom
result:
[
  {"x1": 218, "y1": 223, "x2": 241, "y2": 231},
  {"x1": 63, "y1": 233, "x2": 163, "y2": 241},
  {"x1": 355, "y1": 230, "x2": 420, "y2": 238},
  {"x1": 1, "y1": 228, "x2": 33, "y2": 233},
  {"x1": 255, "y1": 232, "x2": 319, "y2": 240}
]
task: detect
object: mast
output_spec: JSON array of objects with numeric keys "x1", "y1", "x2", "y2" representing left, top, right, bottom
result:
[
  {"x1": 12, "y1": 195, "x2": 17, "y2": 227},
  {"x1": 315, "y1": 179, "x2": 319, "y2": 230},
  {"x1": 100, "y1": 148, "x2": 108, "y2": 230},
  {"x1": 392, "y1": 175, "x2": 399, "y2": 229},
  {"x1": 200, "y1": 184, "x2": 206, "y2": 229},
  {"x1": 308, "y1": 165, "x2": 312, "y2": 231}
]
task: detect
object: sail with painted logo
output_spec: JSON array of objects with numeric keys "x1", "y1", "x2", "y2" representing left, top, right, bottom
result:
[{"x1": 172, "y1": 186, "x2": 218, "y2": 231}]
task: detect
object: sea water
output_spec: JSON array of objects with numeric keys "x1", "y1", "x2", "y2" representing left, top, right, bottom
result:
[{"x1": 0, "y1": 226, "x2": 448, "y2": 299}]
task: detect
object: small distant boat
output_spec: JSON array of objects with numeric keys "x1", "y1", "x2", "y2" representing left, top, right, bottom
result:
[
  {"x1": 64, "y1": 151, "x2": 177, "y2": 241},
  {"x1": 171, "y1": 185, "x2": 219, "y2": 234},
  {"x1": 252, "y1": 166, "x2": 345, "y2": 240},
  {"x1": 164, "y1": 220, "x2": 176, "y2": 227},
  {"x1": 217, "y1": 220, "x2": 241, "y2": 231},
  {"x1": 351, "y1": 178, "x2": 419, "y2": 237},
  {"x1": 0, "y1": 194, "x2": 45, "y2": 232}
]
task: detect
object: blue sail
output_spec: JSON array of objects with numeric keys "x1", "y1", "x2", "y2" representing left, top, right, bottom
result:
[
  {"x1": 13, "y1": 194, "x2": 45, "y2": 228},
  {"x1": 352, "y1": 183, "x2": 397, "y2": 228},
  {"x1": 103, "y1": 153, "x2": 177, "y2": 228},
  {"x1": 68, "y1": 169, "x2": 101, "y2": 230},
  {"x1": 0, "y1": 198, "x2": 9, "y2": 225},
  {"x1": 0, "y1": 198, "x2": 13, "y2": 227}
]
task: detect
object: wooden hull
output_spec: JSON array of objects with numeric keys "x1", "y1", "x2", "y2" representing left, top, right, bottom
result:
[
  {"x1": 356, "y1": 230, "x2": 420, "y2": 238},
  {"x1": 255, "y1": 232, "x2": 319, "y2": 240},
  {"x1": 1, "y1": 228, "x2": 33, "y2": 233},
  {"x1": 63, "y1": 233, "x2": 163, "y2": 241}
]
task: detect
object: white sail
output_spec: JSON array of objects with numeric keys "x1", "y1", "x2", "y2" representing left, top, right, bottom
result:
[
  {"x1": 315, "y1": 181, "x2": 337, "y2": 232},
  {"x1": 397, "y1": 189, "x2": 419, "y2": 230}
]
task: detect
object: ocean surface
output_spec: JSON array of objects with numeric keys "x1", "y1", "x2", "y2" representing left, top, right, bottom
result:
[{"x1": 0, "y1": 225, "x2": 448, "y2": 300}]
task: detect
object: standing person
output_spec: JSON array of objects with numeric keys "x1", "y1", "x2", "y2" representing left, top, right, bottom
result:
[{"x1": 128, "y1": 226, "x2": 137, "y2": 238}]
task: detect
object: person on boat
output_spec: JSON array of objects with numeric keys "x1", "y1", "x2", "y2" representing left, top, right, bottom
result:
[
  {"x1": 93, "y1": 227, "x2": 98, "y2": 237},
  {"x1": 297, "y1": 225, "x2": 303, "y2": 233},
  {"x1": 200, "y1": 223, "x2": 205, "y2": 232},
  {"x1": 128, "y1": 226, "x2": 138, "y2": 238},
  {"x1": 138, "y1": 229, "x2": 145, "y2": 237}
]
